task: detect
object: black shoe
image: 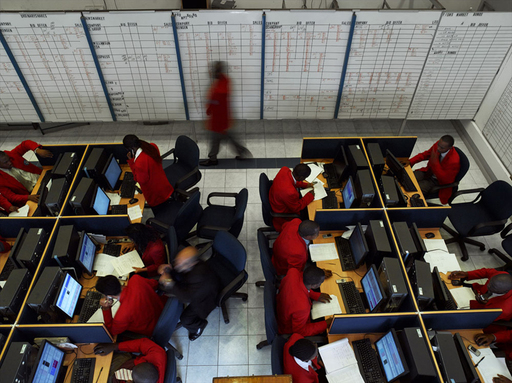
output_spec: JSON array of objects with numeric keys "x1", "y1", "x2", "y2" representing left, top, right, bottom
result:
[
  {"x1": 188, "y1": 320, "x2": 208, "y2": 341},
  {"x1": 200, "y1": 159, "x2": 218, "y2": 166}
]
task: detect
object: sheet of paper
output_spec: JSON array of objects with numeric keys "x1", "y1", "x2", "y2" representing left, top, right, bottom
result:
[
  {"x1": 88, "y1": 234, "x2": 107, "y2": 245},
  {"x1": 311, "y1": 295, "x2": 342, "y2": 319},
  {"x1": 318, "y1": 338, "x2": 358, "y2": 374},
  {"x1": 449, "y1": 287, "x2": 475, "y2": 309},
  {"x1": 127, "y1": 205, "x2": 142, "y2": 221},
  {"x1": 115, "y1": 369, "x2": 133, "y2": 381},
  {"x1": 309, "y1": 243, "x2": 339, "y2": 262},
  {"x1": 342, "y1": 226, "x2": 356, "y2": 239},
  {"x1": 0, "y1": 281, "x2": 6, "y2": 289},
  {"x1": 470, "y1": 347, "x2": 512, "y2": 383},
  {"x1": 111, "y1": 250, "x2": 144, "y2": 276},
  {"x1": 46, "y1": 178, "x2": 52, "y2": 192},
  {"x1": 87, "y1": 300, "x2": 120, "y2": 323},
  {"x1": 105, "y1": 192, "x2": 121, "y2": 205},
  {"x1": 423, "y1": 250, "x2": 461, "y2": 274},
  {"x1": 93, "y1": 253, "x2": 117, "y2": 277},
  {"x1": 301, "y1": 179, "x2": 328, "y2": 201},
  {"x1": 9, "y1": 204, "x2": 30, "y2": 217},
  {"x1": 423, "y1": 239, "x2": 449, "y2": 253},
  {"x1": 305, "y1": 163, "x2": 324, "y2": 183},
  {"x1": 326, "y1": 364, "x2": 365, "y2": 383}
]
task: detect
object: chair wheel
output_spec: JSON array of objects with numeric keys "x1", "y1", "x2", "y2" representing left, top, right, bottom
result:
[
  {"x1": 177, "y1": 353, "x2": 183, "y2": 360},
  {"x1": 242, "y1": 296, "x2": 248, "y2": 302},
  {"x1": 224, "y1": 318, "x2": 230, "y2": 324},
  {"x1": 480, "y1": 245, "x2": 486, "y2": 251},
  {"x1": 256, "y1": 344, "x2": 263, "y2": 350}
]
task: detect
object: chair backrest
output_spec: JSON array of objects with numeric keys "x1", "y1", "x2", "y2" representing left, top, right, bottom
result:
[
  {"x1": 271, "y1": 335, "x2": 288, "y2": 375},
  {"x1": 166, "y1": 226, "x2": 179, "y2": 263},
  {"x1": 263, "y1": 280, "x2": 279, "y2": 344},
  {"x1": 259, "y1": 173, "x2": 274, "y2": 227},
  {"x1": 480, "y1": 181, "x2": 512, "y2": 224},
  {"x1": 174, "y1": 135, "x2": 200, "y2": 168},
  {"x1": 453, "y1": 147, "x2": 470, "y2": 183},
  {"x1": 175, "y1": 190, "x2": 203, "y2": 242},
  {"x1": 258, "y1": 228, "x2": 277, "y2": 285},
  {"x1": 212, "y1": 230, "x2": 247, "y2": 274},
  {"x1": 151, "y1": 297, "x2": 184, "y2": 349},
  {"x1": 230, "y1": 188, "x2": 248, "y2": 238}
]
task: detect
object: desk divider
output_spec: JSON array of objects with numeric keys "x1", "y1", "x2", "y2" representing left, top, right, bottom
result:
[
  {"x1": 314, "y1": 208, "x2": 383, "y2": 231},
  {"x1": 16, "y1": 324, "x2": 113, "y2": 344},
  {"x1": 36, "y1": 144, "x2": 88, "y2": 168},
  {"x1": 0, "y1": 325, "x2": 14, "y2": 362},
  {"x1": 386, "y1": 207, "x2": 450, "y2": 228},
  {"x1": 362, "y1": 137, "x2": 418, "y2": 159},
  {"x1": 59, "y1": 216, "x2": 132, "y2": 236},
  {"x1": 301, "y1": 137, "x2": 363, "y2": 159},
  {"x1": 421, "y1": 309, "x2": 502, "y2": 330},
  {"x1": 329, "y1": 313, "x2": 418, "y2": 334}
]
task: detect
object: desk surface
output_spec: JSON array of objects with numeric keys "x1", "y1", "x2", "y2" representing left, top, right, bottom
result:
[
  {"x1": 213, "y1": 376, "x2": 292, "y2": 383},
  {"x1": 63, "y1": 343, "x2": 112, "y2": 383}
]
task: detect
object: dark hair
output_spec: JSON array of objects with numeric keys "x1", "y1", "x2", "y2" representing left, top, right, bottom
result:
[
  {"x1": 298, "y1": 220, "x2": 320, "y2": 238},
  {"x1": 95, "y1": 275, "x2": 121, "y2": 296},
  {"x1": 293, "y1": 164, "x2": 311, "y2": 180},
  {"x1": 125, "y1": 223, "x2": 160, "y2": 253},
  {"x1": 0, "y1": 151, "x2": 8, "y2": 159},
  {"x1": 440, "y1": 135, "x2": 454, "y2": 147},
  {"x1": 123, "y1": 134, "x2": 162, "y2": 164},
  {"x1": 133, "y1": 362, "x2": 159, "y2": 383},
  {"x1": 213, "y1": 61, "x2": 226, "y2": 78},
  {"x1": 303, "y1": 265, "x2": 325, "y2": 286},
  {"x1": 289, "y1": 338, "x2": 317, "y2": 362}
]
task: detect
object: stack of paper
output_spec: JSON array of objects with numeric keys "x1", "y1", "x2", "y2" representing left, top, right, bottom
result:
[
  {"x1": 449, "y1": 287, "x2": 475, "y2": 309},
  {"x1": 105, "y1": 192, "x2": 121, "y2": 205},
  {"x1": 311, "y1": 295, "x2": 343, "y2": 319},
  {"x1": 318, "y1": 338, "x2": 365, "y2": 383},
  {"x1": 111, "y1": 250, "x2": 144, "y2": 276},
  {"x1": 309, "y1": 243, "x2": 338, "y2": 262},
  {"x1": 305, "y1": 163, "x2": 324, "y2": 183},
  {"x1": 423, "y1": 251, "x2": 461, "y2": 274},
  {"x1": 423, "y1": 239, "x2": 449, "y2": 253},
  {"x1": 301, "y1": 179, "x2": 328, "y2": 201},
  {"x1": 93, "y1": 253, "x2": 118, "y2": 277},
  {"x1": 9, "y1": 205, "x2": 29, "y2": 217},
  {"x1": 470, "y1": 347, "x2": 512, "y2": 383}
]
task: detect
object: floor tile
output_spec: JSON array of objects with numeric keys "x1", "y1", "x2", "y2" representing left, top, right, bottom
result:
[
  {"x1": 218, "y1": 336, "x2": 249, "y2": 365},
  {"x1": 217, "y1": 365, "x2": 249, "y2": 377},
  {"x1": 187, "y1": 336, "x2": 219, "y2": 366},
  {"x1": 219, "y1": 308, "x2": 248, "y2": 336},
  {"x1": 185, "y1": 366, "x2": 218, "y2": 383},
  {"x1": 248, "y1": 335, "x2": 272, "y2": 364},
  {"x1": 248, "y1": 364, "x2": 273, "y2": 376}
]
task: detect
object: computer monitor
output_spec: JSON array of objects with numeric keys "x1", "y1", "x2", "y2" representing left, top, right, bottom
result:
[
  {"x1": 431, "y1": 266, "x2": 457, "y2": 310},
  {"x1": 342, "y1": 176, "x2": 356, "y2": 209},
  {"x1": 54, "y1": 273, "x2": 82, "y2": 318},
  {"x1": 101, "y1": 154, "x2": 122, "y2": 190},
  {"x1": 349, "y1": 223, "x2": 369, "y2": 267},
  {"x1": 375, "y1": 329, "x2": 409, "y2": 382},
  {"x1": 29, "y1": 339, "x2": 65, "y2": 383},
  {"x1": 453, "y1": 333, "x2": 479, "y2": 383},
  {"x1": 91, "y1": 186, "x2": 110, "y2": 215},
  {"x1": 76, "y1": 231, "x2": 97, "y2": 274},
  {"x1": 385, "y1": 149, "x2": 406, "y2": 178},
  {"x1": 409, "y1": 223, "x2": 426, "y2": 260},
  {"x1": 361, "y1": 265, "x2": 387, "y2": 312}
]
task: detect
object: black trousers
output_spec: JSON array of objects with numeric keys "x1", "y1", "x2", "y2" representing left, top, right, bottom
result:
[
  {"x1": 414, "y1": 170, "x2": 439, "y2": 196},
  {"x1": 180, "y1": 304, "x2": 208, "y2": 333},
  {"x1": 208, "y1": 131, "x2": 249, "y2": 160}
]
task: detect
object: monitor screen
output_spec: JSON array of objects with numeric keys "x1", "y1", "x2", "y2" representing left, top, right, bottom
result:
[
  {"x1": 30, "y1": 340, "x2": 65, "y2": 383},
  {"x1": 103, "y1": 155, "x2": 122, "y2": 190},
  {"x1": 349, "y1": 223, "x2": 369, "y2": 267},
  {"x1": 78, "y1": 232, "x2": 96, "y2": 274},
  {"x1": 342, "y1": 176, "x2": 356, "y2": 209},
  {"x1": 375, "y1": 329, "x2": 408, "y2": 382},
  {"x1": 55, "y1": 274, "x2": 82, "y2": 318},
  {"x1": 361, "y1": 265, "x2": 385, "y2": 312},
  {"x1": 92, "y1": 187, "x2": 110, "y2": 215}
]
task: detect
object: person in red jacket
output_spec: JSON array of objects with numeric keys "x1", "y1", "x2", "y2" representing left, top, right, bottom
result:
[
  {"x1": 94, "y1": 338, "x2": 166, "y2": 383},
  {"x1": 96, "y1": 274, "x2": 167, "y2": 337},
  {"x1": 0, "y1": 140, "x2": 53, "y2": 210},
  {"x1": 277, "y1": 266, "x2": 331, "y2": 336},
  {"x1": 123, "y1": 135, "x2": 174, "y2": 209},
  {"x1": 409, "y1": 135, "x2": 461, "y2": 204},
  {"x1": 284, "y1": 334, "x2": 326, "y2": 383},
  {"x1": 125, "y1": 223, "x2": 166, "y2": 278},
  {"x1": 0, "y1": 234, "x2": 12, "y2": 253},
  {"x1": 273, "y1": 219, "x2": 320, "y2": 276},
  {"x1": 449, "y1": 268, "x2": 512, "y2": 321},
  {"x1": 270, "y1": 164, "x2": 315, "y2": 232}
]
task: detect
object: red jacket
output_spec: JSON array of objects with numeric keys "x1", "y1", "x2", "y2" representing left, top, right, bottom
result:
[
  {"x1": 142, "y1": 239, "x2": 166, "y2": 277},
  {"x1": 269, "y1": 167, "x2": 314, "y2": 232},
  {"x1": 283, "y1": 333, "x2": 321, "y2": 383},
  {"x1": 277, "y1": 268, "x2": 327, "y2": 336},
  {"x1": 206, "y1": 73, "x2": 230, "y2": 133},
  {"x1": 0, "y1": 140, "x2": 42, "y2": 209},
  {"x1": 409, "y1": 142, "x2": 461, "y2": 204},
  {"x1": 102, "y1": 275, "x2": 167, "y2": 336},
  {"x1": 117, "y1": 339, "x2": 167, "y2": 383},
  {"x1": 273, "y1": 219, "x2": 308, "y2": 276},
  {"x1": 0, "y1": 193, "x2": 12, "y2": 212},
  {"x1": 467, "y1": 268, "x2": 512, "y2": 321},
  {"x1": 127, "y1": 144, "x2": 173, "y2": 207},
  {"x1": 0, "y1": 235, "x2": 11, "y2": 253}
]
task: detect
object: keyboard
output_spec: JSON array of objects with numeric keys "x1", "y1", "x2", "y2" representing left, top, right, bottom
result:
[
  {"x1": 123, "y1": 172, "x2": 134, "y2": 181},
  {"x1": 120, "y1": 178, "x2": 136, "y2": 198},
  {"x1": 335, "y1": 236, "x2": 356, "y2": 271},
  {"x1": 110, "y1": 204, "x2": 128, "y2": 215},
  {"x1": 78, "y1": 290, "x2": 104, "y2": 323},
  {"x1": 410, "y1": 195, "x2": 425, "y2": 207},
  {"x1": 338, "y1": 281, "x2": 366, "y2": 314},
  {"x1": 399, "y1": 172, "x2": 417, "y2": 192},
  {"x1": 70, "y1": 358, "x2": 96, "y2": 383},
  {"x1": 440, "y1": 280, "x2": 458, "y2": 310},
  {"x1": 102, "y1": 243, "x2": 121, "y2": 257},
  {"x1": 0, "y1": 258, "x2": 17, "y2": 281},
  {"x1": 322, "y1": 190, "x2": 339, "y2": 209},
  {"x1": 323, "y1": 163, "x2": 342, "y2": 189},
  {"x1": 352, "y1": 338, "x2": 386, "y2": 383}
]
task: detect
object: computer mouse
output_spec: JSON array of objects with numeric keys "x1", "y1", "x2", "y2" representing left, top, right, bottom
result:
[
  {"x1": 322, "y1": 172, "x2": 329, "y2": 178},
  {"x1": 129, "y1": 198, "x2": 139, "y2": 204},
  {"x1": 412, "y1": 193, "x2": 420, "y2": 199},
  {"x1": 425, "y1": 232, "x2": 435, "y2": 239}
]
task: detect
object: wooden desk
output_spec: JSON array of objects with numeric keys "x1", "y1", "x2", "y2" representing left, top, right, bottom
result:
[
  {"x1": 0, "y1": 239, "x2": 15, "y2": 276},
  {"x1": 213, "y1": 376, "x2": 292, "y2": 383},
  {"x1": 384, "y1": 158, "x2": 427, "y2": 206},
  {"x1": 63, "y1": 343, "x2": 112, "y2": 383}
]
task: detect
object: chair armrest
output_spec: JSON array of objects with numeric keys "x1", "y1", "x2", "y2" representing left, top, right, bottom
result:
[
  {"x1": 198, "y1": 224, "x2": 231, "y2": 232},
  {"x1": 161, "y1": 148, "x2": 176, "y2": 160},
  {"x1": 467, "y1": 219, "x2": 509, "y2": 237},
  {"x1": 501, "y1": 222, "x2": 512, "y2": 239},
  {"x1": 270, "y1": 211, "x2": 301, "y2": 219},
  {"x1": 196, "y1": 242, "x2": 213, "y2": 259},
  {"x1": 429, "y1": 181, "x2": 458, "y2": 194},
  {"x1": 207, "y1": 192, "x2": 238, "y2": 206},
  {"x1": 173, "y1": 187, "x2": 199, "y2": 200},
  {"x1": 492, "y1": 320, "x2": 512, "y2": 328},
  {"x1": 175, "y1": 167, "x2": 200, "y2": 190},
  {"x1": 450, "y1": 187, "x2": 485, "y2": 203},
  {"x1": 147, "y1": 218, "x2": 170, "y2": 234},
  {"x1": 217, "y1": 271, "x2": 248, "y2": 305}
]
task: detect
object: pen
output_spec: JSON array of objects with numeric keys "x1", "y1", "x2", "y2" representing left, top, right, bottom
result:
[
  {"x1": 95, "y1": 367, "x2": 103, "y2": 383},
  {"x1": 474, "y1": 356, "x2": 485, "y2": 368}
]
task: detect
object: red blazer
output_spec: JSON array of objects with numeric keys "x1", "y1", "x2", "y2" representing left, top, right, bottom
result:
[
  {"x1": 0, "y1": 235, "x2": 11, "y2": 253},
  {"x1": 409, "y1": 142, "x2": 461, "y2": 204},
  {"x1": 277, "y1": 268, "x2": 327, "y2": 336},
  {"x1": 102, "y1": 275, "x2": 167, "y2": 336},
  {"x1": 283, "y1": 333, "x2": 321, "y2": 383},
  {"x1": 206, "y1": 73, "x2": 230, "y2": 133},
  {"x1": 273, "y1": 219, "x2": 308, "y2": 276},
  {"x1": 467, "y1": 268, "x2": 512, "y2": 321},
  {"x1": 269, "y1": 167, "x2": 314, "y2": 232},
  {"x1": 117, "y1": 339, "x2": 167, "y2": 383},
  {"x1": 0, "y1": 140, "x2": 42, "y2": 208},
  {"x1": 127, "y1": 144, "x2": 174, "y2": 207},
  {"x1": 0, "y1": 193, "x2": 12, "y2": 212},
  {"x1": 142, "y1": 239, "x2": 166, "y2": 277}
]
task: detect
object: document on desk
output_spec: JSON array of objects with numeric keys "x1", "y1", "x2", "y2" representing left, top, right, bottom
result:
[
  {"x1": 301, "y1": 179, "x2": 327, "y2": 201},
  {"x1": 470, "y1": 347, "x2": 512, "y2": 383},
  {"x1": 423, "y1": 239, "x2": 449, "y2": 253},
  {"x1": 87, "y1": 300, "x2": 120, "y2": 323},
  {"x1": 319, "y1": 338, "x2": 364, "y2": 383},
  {"x1": 9, "y1": 204, "x2": 30, "y2": 217},
  {"x1": 325, "y1": 365, "x2": 365, "y2": 383},
  {"x1": 93, "y1": 253, "x2": 118, "y2": 277},
  {"x1": 311, "y1": 295, "x2": 342, "y2": 319},
  {"x1": 128, "y1": 205, "x2": 143, "y2": 221},
  {"x1": 423, "y1": 250, "x2": 461, "y2": 274},
  {"x1": 449, "y1": 287, "x2": 475, "y2": 309},
  {"x1": 305, "y1": 163, "x2": 324, "y2": 183},
  {"x1": 105, "y1": 192, "x2": 121, "y2": 205},
  {"x1": 309, "y1": 243, "x2": 338, "y2": 262},
  {"x1": 111, "y1": 250, "x2": 144, "y2": 276}
]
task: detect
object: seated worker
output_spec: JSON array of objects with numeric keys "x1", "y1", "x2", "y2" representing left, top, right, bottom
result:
[
  {"x1": 96, "y1": 274, "x2": 167, "y2": 337},
  {"x1": 0, "y1": 234, "x2": 11, "y2": 253},
  {"x1": 269, "y1": 164, "x2": 315, "y2": 231},
  {"x1": 158, "y1": 246, "x2": 220, "y2": 341},
  {"x1": 409, "y1": 135, "x2": 460, "y2": 204},
  {"x1": 277, "y1": 266, "x2": 331, "y2": 337},
  {"x1": 123, "y1": 134, "x2": 174, "y2": 210},
  {"x1": 0, "y1": 140, "x2": 53, "y2": 210},
  {"x1": 449, "y1": 268, "x2": 512, "y2": 321},
  {"x1": 125, "y1": 223, "x2": 166, "y2": 278},
  {"x1": 0, "y1": 192, "x2": 18, "y2": 214},
  {"x1": 273, "y1": 219, "x2": 320, "y2": 276},
  {"x1": 94, "y1": 338, "x2": 166, "y2": 383},
  {"x1": 284, "y1": 334, "x2": 326, "y2": 383}
]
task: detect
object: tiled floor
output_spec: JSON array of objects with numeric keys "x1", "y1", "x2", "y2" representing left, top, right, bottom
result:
[{"x1": 0, "y1": 119, "x2": 507, "y2": 383}]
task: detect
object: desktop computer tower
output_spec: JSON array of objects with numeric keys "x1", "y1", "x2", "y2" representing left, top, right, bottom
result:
[
  {"x1": 393, "y1": 222, "x2": 417, "y2": 267},
  {"x1": 83, "y1": 147, "x2": 108, "y2": 179},
  {"x1": 378, "y1": 257, "x2": 408, "y2": 312},
  {"x1": 367, "y1": 143, "x2": 385, "y2": 176},
  {"x1": 16, "y1": 227, "x2": 48, "y2": 273},
  {"x1": 0, "y1": 342, "x2": 33, "y2": 383},
  {"x1": 51, "y1": 152, "x2": 79, "y2": 181},
  {"x1": 26, "y1": 266, "x2": 63, "y2": 314},
  {"x1": 408, "y1": 260, "x2": 434, "y2": 311},
  {"x1": 364, "y1": 220, "x2": 392, "y2": 269},
  {"x1": 398, "y1": 328, "x2": 437, "y2": 383},
  {"x1": 45, "y1": 177, "x2": 69, "y2": 217},
  {"x1": 347, "y1": 145, "x2": 369, "y2": 176},
  {"x1": 381, "y1": 175, "x2": 399, "y2": 207},
  {"x1": 51, "y1": 225, "x2": 81, "y2": 274},
  {"x1": 355, "y1": 169, "x2": 375, "y2": 207},
  {"x1": 431, "y1": 332, "x2": 466, "y2": 383},
  {"x1": 0, "y1": 269, "x2": 32, "y2": 323},
  {"x1": 69, "y1": 177, "x2": 96, "y2": 215}
]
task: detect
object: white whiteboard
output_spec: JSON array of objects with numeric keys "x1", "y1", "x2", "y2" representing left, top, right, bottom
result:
[
  {"x1": 83, "y1": 11, "x2": 185, "y2": 121},
  {"x1": 174, "y1": 10, "x2": 262, "y2": 120},
  {"x1": 264, "y1": 11, "x2": 352, "y2": 119},
  {"x1": 1, "y1": 12, "x2": 112, "y2": 122},
  {"x1": 409, "y1": 12, "x2": 512, "y2": 120},
  {"x1": 338, "y1": 11, "x2": 441, "y2": 119}
]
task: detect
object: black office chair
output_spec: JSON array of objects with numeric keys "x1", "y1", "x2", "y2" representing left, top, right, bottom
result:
[
  {"x1": 259, "y1": 173, "x2": 299, "y2": 229},
  {"x1": 442, "y1": 180, "x2": 512, "y2": 261},
  {"x1": 255, "y1": 227, "x2": 279, "y2": 288},
  {"x1": 162, "y1": 135, "x2": 202, "y2": 192},
  {"x1": 165, "y1": 226, "x2": 179, "y2": 264},
  {"x1": 489, "y1": 223, "x2": 512, "y2": 268},
  {"x1": 271, "y1": 335, "x2": 288, "y2": 375},
  {"x1": 425, "y1": 146, "x2": 470, "y2": 205}
]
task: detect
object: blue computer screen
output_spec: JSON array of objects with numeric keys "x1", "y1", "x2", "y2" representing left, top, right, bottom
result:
[
  {"x1": 92, "y1": 187, "x2": 110, "y2": 215},
  {"x1": 349, "y1": 224, "x2": 368, "y2": 266},
  {"x1": 342, "y1": 177, "x2": 355, "y2": 209},
  {"x1": 361, "y1": 266, "x2": 384, "y2": 312},
  {"x1": 104, "y1": 156, "x2": 122, "y2": 190},
  {"x1": 79, "y1": 233, "x2": 96, "y2": 274},
  {"x1": 56, "y1": 274, "x2": 82, "y2": 318},
  {"x1": 32, "y1": 341, "x2": 65, "y2": 383},
  {"x1": 375, "y1": 331, "x2": 406, "y2": 382}
]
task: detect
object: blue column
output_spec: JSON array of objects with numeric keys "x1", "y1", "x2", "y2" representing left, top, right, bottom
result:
[
  {"x1": 171, "y1": 13, "x2": 190, "y2": 121},
  {"x1": 260, "y1": 12, "x2": 266, "y2": 119}
]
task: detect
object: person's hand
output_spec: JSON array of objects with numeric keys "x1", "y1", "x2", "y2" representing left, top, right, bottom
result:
[
  {"x1": 9, "y1": 206, "x2": 19, "y2": 213},
  {"x1": 448, "y1": 271, "x2": 468, "y2": 280},
  {"x1": 27, "y1": 195, "x2": 39, "y2": 203},
  {"x1": 306, "y1": 182, "x2": 317, "y2": 188},
  {"x1": 309, "y1": 189, "x2": 315, "y2": 197},
  {"x1": 132, "y1": 267, "x2": 147, "y2": 274},
  {"x1": 100, "y1": 297, "x2": 114, "y2": 310},
  {"x1": 323, "y1": 269, "x2": 333, "y2": 278},
  {"x1": 318, "y1": 293, "x2": 332, "y2": 303},
  {"x1": 493, "y1": 375, "x2": 512, "y2": 383},
  {"x1": 474, "y1": 333, "x2": 495, "y2": 346},
  {"x1": 36, "y1": 148, "x2": 53, "y2": 158},
  {"x1": 430, "y1": 148, "x2": 439, "y2": 162},
  {"x1": 476, "y1": 293, "x2": 489, "y2": 304},
  {"x1": 126, "y1": 151, "x2": 133, "y2": 160},
  {"x1": 94, "y1": 343, "x2": 118, "y2": 355}
]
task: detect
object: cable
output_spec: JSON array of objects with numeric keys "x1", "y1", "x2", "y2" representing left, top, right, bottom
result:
[
  {"x1": 64, "y1": 350, "x2": 78, "y2": 382},
  {"x1": 78, "y1": 344, "x2": 96, "y2": 356}
]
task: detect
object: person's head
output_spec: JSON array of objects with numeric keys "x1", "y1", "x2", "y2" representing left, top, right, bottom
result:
[
  {"x1": 123, "y1": 134, "x2": 162, "y2": 164},
  {"x1": 487, "y1": 273, "x2": 512, "y2": 295},
  {"x1": 95, "y1": 275, "x2": 122, "y2": 298},
  {"x1": 437, "y1": 135, "x2": 454, "y2": 154},
  {"x1": 174, "y1": 246, "x2": 199, "y2": 273},
  {"x1": 213, "y1": 61, "x2": 226, "y2": 79},
  {"x1": 132, "y1": 362, "x2": 159, "y2": 383},
  {"x1": 124, "y1": 223, "x2": 160, "y2": 253},
  {"x1": 0, "y1": 152, "x2": 12, "y2": 170},
  {"x1": 288, "y1": 338, "x2": 318, "y2": 362},
  {"x1": 292, "y1": 164, "x2": 312, "y2": 182},
  {"x1": 298, "y1": 220, "x2": 320, "y2": 241},
  {"x1": 303, "y1": 265, "x2": 325, "y2": 290},
  {"x1": 123, "y1": 134, "x2": 141, "y2": 152}
]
